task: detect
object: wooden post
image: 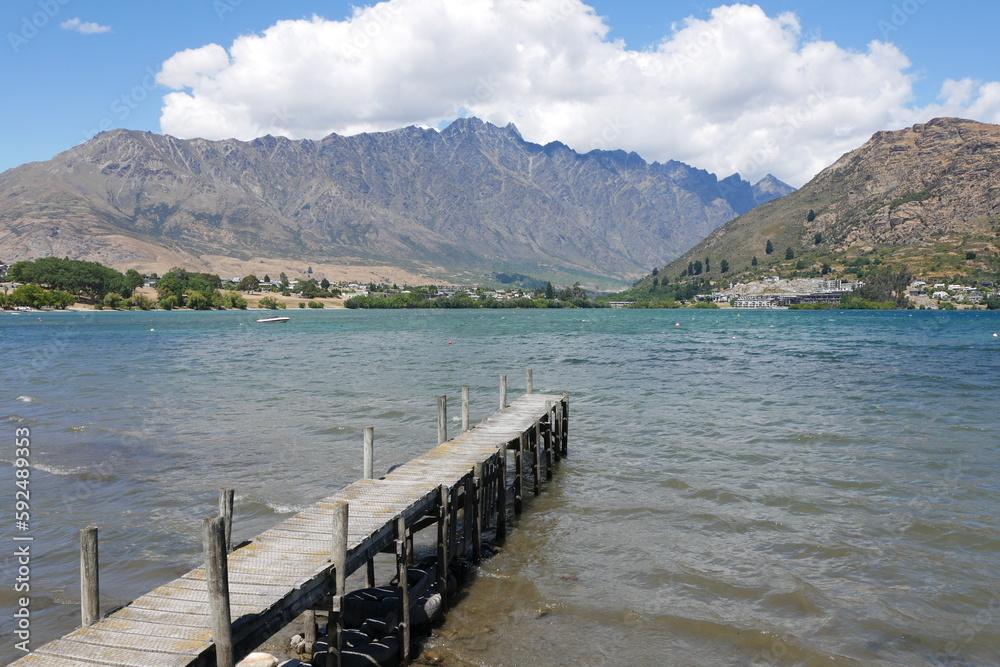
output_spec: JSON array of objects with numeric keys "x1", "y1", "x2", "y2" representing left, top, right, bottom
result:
[
  {"x1": 363, "y1": 426, "x2": 374, "y2": 480},
  {"x1": 395, "y1": 517, "x2": 411, "y2": 666},
  {"x1": 304, "y1": 610, "x2": 317, "y2": 655},
  {"x1": 449, "y1": 482, "x2": 459, "y2": 564},
  {"x1": 363, "y1": 427, "x2": 376, "y2": 587},
  {"x1": 218, "y1": 488, "x2": 234, "y2": 553},
  {"x1": 328, "y1": 502, "x2": 349, "y2": 667},
  {"x1": 461, "y1": 386, "x2": 470, "y2": 432},
  {"x1": 203, "y1": 516, "x2": 234, "y2": 667},
  {"x1": 500, "y1": 374, "x2": 507, "y2": 409},
  {"x1": 545, "y1": 402, "x2": 559, "y2": 470},
  {"x1": 461, "y1": 473, "x2": 473, "y2": 558},
  {"x1": 562, "y1": 393, "x2": 569, "y2": 457},
  {"x1": 526, "y1": 367, "x2": 533, "y2": 394},
  {"x1": 549, "y1": 401, "x2": 561, "y2": 463},
  {"x1": 496, "y1": 445, "x2": 507, "y2": 542},
  {"x1": 437, "y1": 486, "x2": 450, "y2": 612},
  {"x1": 437, "y1": 395, "x2": 447, "y2": 445},
  {"x1": 472, "y1": 464, "x2": 483, "y2": 564},
  {"x1": 514, "y1": 433, "x2": 524, "y2": 515},
  {"x1": 533, "y1": 421, "x2": 542, "y2": 495},
  {"x1": 80, "y1": 526, "x2": 99, "y2": 627}
]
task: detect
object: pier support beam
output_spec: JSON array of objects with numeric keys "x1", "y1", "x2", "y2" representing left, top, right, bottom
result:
[
  {"x1": 497, "y1": 445, "x2": 507, "y2": 542},
  {"x1": 533, "y1": 421, "x2": 542, "y2": 496},
  {"x1": 514, "y1": 434, "x2": 524, "y2": 515},
  {"x1": 395, "y1": 517, "x2": 411, "y2": 666},
  {"x1": 328, "y1": 502, "x2": 349, "y2": 667},
  {"x1": 203, "y1": 516, "x2": 234, "y2": 667},
  {"x1": 437, "y1": 486, "x2": 450, "y2": 612},
  {"x1": 526, "y1": 367, "x2": 533, "y2": 394},
  {"x1": 303, "y1": 610, "x2": 317, "y2": 655},
  {"x1": 80, "y1": 526, "x2": 100, "y2": 627},
  {"x1": 500, "y1": 374, "x2": 507, "y2": 410},
  {"x1": 461, "y1": 386, "x2": 470, "y2": 432},
  {"x1": 437, "y1": 395, "x2": 448, "y2": 445},
  {"x1": 219, "y1": 488, "x2": 234, "y2": 553},
  {"x1": 562, "y1": 393, "x2": 569, "y2": 457},
  {"x1": 545, "y1": 401, "x2": 555, "y2": 476},
  {"x1": 363, "y1": 427, "x2": 376, "y2": 587},
  {"x1": 462, "y1": 473, "x2": 473, "y2": 558},
  {"x1": 472, "y1": 464, "x2": 483, "y2": 563}
]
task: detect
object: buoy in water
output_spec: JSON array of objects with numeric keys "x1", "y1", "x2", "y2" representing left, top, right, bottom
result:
[
  {"x1": 675, "y1": 323, "x2": 680, "y2": 327},
  {"x1": 994, "y1": 333, "x2": 998, "y2": 338},
  {"x1": 448, "y1": 341, "x2": 453, "y2": 345},
  {"x1": 150, "y1": 328, "x2": 155, "y2": 331}
]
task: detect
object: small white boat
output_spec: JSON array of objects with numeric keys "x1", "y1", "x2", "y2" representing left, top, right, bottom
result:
[{"x1": 256, "y1": 316, "x2": 290, "y2": 324}]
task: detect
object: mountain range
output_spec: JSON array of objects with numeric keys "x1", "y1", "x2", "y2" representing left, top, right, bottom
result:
[
  {"x1": 0, "y1": 118, "x2": 792, "y2": 287},
  {"x1": 660, "y1": 117, "x2": 1000, "y2": 282}
]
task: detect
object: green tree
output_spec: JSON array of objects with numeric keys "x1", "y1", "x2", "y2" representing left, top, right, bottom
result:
[
  {"x1": 751, "y1": 256, "x2": 758, "y2": 266},
  {"x1": 814, "y1": 232, "x2": 823, "y2": 244},
  {"x1": 123, "y1": 269, "x2": 144, "y2": 295},
  {"x1": 184, "y1": 290, "x2": 211, "y2": 310},
  {"x1": 965, "y1": 251, "x2": 978, "y2": 260},
  {"x1": 297, "y1": 281, "x2": 319, "y2": 298},
  {"x1": 765, "y1": 240, "x2": 774, "y2": 255},
  {"x1": 651, "y1": 267, "x2": 659, "y2": 276},
  {"x1": 720, "y1": 259, "x2": 729, "y2": 274},
  {"x1": 693, "y1": 260, "x2": 703, "y2": 276},
  {"x1": 130, "y1": 293, "x2": 155, "y2": 310},
  {"x1": 687, "y1": 261, "x2": 695, "y2": 276},
  {"x1": 258, "y1": 296, "x2": 281, "y2": 309},
  {"x1": 652, "y1": 277, "x2": 659, "y2": 287},
  {"x1": 853, "y1": 265, "x2": 913, "y2": 308},
  {"x1": 785, "y1": 247, "x2": 795, "y2": 260},
  {"x1": 704, "y1": 257, "x2": 710, "y2": 273},
  {"x1": 821, "y1": 262, "x2": 831, "y2": 275},
  {"x1": 544, "y1": 282, "x2": 555, "y2": 299},
  {"x1": 263, "y1": 274, "x2": 271, "y2": 283},
  {"x1": 237, "y1": 274, "x2": 260, "y2": 291},
  {"x1": 10, "y1": 284, "x2": 47, "y2": 308},
  {"x1": 102, "y1": 292, "x2": 125, "y2": 310},
  {"x1": 807, "y1": 209, "x2": 816, "y2": 222},
  {"x1": 320, "y1": 277, "x2": 331, "y2": 290},
  {"x1": 220, "y1": 291, "x2": 248, "y2": 309},
  {"x1": 279, "y1": 272, "x2": 289, "y2": 287}
]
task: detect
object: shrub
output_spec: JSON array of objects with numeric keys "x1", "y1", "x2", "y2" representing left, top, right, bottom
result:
[
  {"x1": 308, "y1": 300, "x2": 325, "y2": 309},
  {"x1": 258, "y1": 296, "x2": 281, "y2": 309}
]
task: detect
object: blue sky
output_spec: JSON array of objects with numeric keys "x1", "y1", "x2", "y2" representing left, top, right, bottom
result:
[{"x1": 2, "y1": 0, "x2": 998, "y2": 184}]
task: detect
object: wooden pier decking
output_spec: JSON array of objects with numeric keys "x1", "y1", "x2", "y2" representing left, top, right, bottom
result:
[{"x1": 14, "y1": 387, "x2": 568, "y2": 667}]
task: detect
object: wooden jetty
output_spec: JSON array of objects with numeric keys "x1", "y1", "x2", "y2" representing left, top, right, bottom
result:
[{"x1": 13, "y1": 374, "x2": 568, "y2": 667}]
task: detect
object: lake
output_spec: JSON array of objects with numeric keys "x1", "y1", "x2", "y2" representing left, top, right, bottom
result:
[{"x1": 2, "y1": 308, "x2": 998, "y2": 665}]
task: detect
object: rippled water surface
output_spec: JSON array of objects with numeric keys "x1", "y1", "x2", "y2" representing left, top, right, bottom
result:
[{"x1": 2, "y1": 308, "x2": 999, "y2": 665}]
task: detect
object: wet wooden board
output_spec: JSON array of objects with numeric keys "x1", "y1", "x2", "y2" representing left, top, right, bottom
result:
[{"x1": 12, "y1": 394, "x2": 565, "y2": 666}]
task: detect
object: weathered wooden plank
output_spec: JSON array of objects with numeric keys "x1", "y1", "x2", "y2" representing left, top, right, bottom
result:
[{"x1": 35, "y1": 637, "x2": 196, "y2": 666}]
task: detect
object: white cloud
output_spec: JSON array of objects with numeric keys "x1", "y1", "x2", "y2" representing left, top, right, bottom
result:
[
  {"x1": 60, "y1": 18, "x2": 112, "y2": 35},
  {"x1": 155, "y1": 1, "x2": 1000, "y2": 187}
]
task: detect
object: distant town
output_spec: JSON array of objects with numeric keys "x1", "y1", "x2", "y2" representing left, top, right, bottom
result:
[{"x1": 1, "y1": 259, "x2": 997, "y2": 311}]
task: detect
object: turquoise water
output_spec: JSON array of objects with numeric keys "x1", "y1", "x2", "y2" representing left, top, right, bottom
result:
[{"x1": 2, "y1": 308, "x2": 999, "y2": 665}]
